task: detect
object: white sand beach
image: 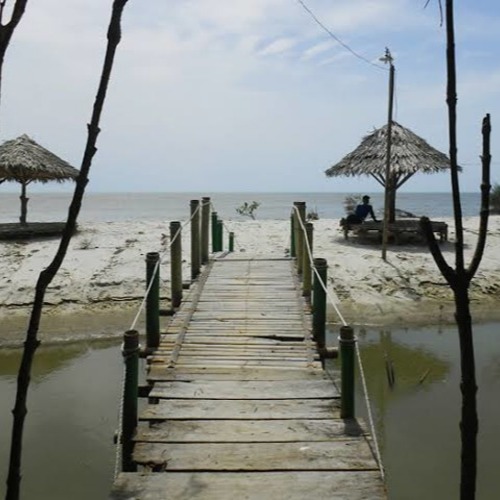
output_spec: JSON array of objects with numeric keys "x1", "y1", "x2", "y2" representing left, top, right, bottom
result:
[{"x1": 2, "y1": 216, "x2": 500, "y2": 344}]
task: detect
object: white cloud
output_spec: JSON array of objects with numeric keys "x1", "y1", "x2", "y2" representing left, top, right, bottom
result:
[{"x1": 258, "y1": 37, "x2": 297, "y2": 56}]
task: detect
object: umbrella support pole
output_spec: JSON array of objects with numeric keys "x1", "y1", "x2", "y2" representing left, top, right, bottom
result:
[{"x1": 19, "y1": 182, "x2": 28, "y2": 225}]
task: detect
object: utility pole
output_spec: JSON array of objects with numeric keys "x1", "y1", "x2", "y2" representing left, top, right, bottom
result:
[{"x1": 381, "y1": 48, "x2": 395, "y2": 261}]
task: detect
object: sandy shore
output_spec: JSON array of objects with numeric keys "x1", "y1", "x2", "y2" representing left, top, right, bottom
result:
[{"x1": 2, "y1": 216, "x2": 500, "y2": 345}]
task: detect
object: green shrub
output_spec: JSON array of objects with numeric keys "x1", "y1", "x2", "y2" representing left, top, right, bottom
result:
[
  {"x1": 306, "y1": 208, "x2": 319, "y2": 221},
  {"x1": 343, "y1": 195, "x2": 361, "y2": 215},
  {"x1": 236, "y1": 201, "x2": 260, "y2": 220}
]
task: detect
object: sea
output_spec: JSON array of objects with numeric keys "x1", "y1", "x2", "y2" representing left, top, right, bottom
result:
[{"x1": 0, "y1": 191, "x2": 483, "y2": 223}]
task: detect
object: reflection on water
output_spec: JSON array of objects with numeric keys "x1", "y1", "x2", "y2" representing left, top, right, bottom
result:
[
  {"x1": 1, "y1": 325, "x2": 499, "y2": 499},
  {"x1": 327, "y1": 323, "x2": 500, "y2": 500},
  {"x1": 0, "y1": 341, "x2": 123, "y2": 500}
]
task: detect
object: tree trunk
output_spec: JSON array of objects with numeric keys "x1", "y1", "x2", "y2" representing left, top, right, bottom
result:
[
  {"x1": 5, "y1": 2, "x2": 129, "y2": 498},
  {"x1": 454, "y1": 283, "x2": 478, "y2": 500}
]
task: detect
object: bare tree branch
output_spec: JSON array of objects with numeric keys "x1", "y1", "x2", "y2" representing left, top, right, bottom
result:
[
  {"x1": 467, "y1": 114, "x2": 491, "y2": 281},
  {"x1": 424, "y1": 0, "x2": 443, "y2": 26},
  {"x1": 420, "y1": 216, "x2": 456, "y2": 286},
  {"x1": 0, "y1": 0, "x2": 28, "y2": 116},
  {"x1": 6, "y1": 2, "x2": 129, "y2": 498}
]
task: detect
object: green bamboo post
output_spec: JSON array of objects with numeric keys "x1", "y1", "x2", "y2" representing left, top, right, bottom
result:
[
  {"x1": 201, "y1": 197, "x2": 210, "y2": 264},
  {"x1": 302, "y1": 222, "x2": 314, "y2": 298},
  {"x1": 211, "y1": 211, "x2": 218, "y2": 253},
  {"x1": 145, "y1": 252, "x2": 160, "y2": 349},
  {"x1": 340, "y1": 325, "x2": 356, "y2": 419},
  {"x1": 217, "y1": 219, "x2": 223, "y2": 251},
  {"x1": 312, "y1": 258, "x2": 327, "y2": 345},
  {"x1": 229, "y1": 232, "x2": 234, "y2": 252},
  {"x1": 290, "y1": 212, "x2": 296, "y2": 258},
  {"x1": 190, "y1": 199, "x2": 201, "y2": 280},
  {"x1": 294, "y1": 201, "x2": 306, "y2": 274},
  {"x1": 122, "y1": 329, "x2": 139, "y2": 472},
  {"x1": 170, "y1": 221, "x2": 182, "y2": 308}
]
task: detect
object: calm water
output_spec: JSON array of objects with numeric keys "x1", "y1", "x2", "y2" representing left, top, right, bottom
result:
[
  {"x1": 1, "y1": 325, "x2": 499, "y2": 499},
  {"x1": 0, "y1": 191, "x2": 482, "y2": 223}
]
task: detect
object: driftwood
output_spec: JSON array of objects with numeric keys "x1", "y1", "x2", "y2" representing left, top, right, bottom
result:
[
  {"x1": 421, "y1": 2, "x2": 491, "y2": 499},
  {"x1": 5, "y1": 2, "x2": 129, "y2": 499}
]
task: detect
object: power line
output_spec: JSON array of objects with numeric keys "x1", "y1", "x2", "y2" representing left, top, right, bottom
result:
[{"x1": 296, "y1": 0, "x2": 388, "y2": 71}]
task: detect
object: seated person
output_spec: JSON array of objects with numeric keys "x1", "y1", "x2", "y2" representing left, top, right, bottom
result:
[{"x1": 345, "y1": 195, "x2": 378, "y2": 224}]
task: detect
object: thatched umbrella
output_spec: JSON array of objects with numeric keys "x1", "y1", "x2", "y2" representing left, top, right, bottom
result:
[
  {"x1": 325, "y1": 121, "x2": 453, "y2": 221},
  {"x1": 0, "y1": 134, "x2": 79, "y2": 224}
]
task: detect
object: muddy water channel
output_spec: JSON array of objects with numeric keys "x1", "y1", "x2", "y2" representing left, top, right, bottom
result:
[
  {"x1": 0, "y1": 324, "x2": 499, "y2": 499},
  {"x1": 326, "y1": 323, "x2": 500, "y2": 500}
]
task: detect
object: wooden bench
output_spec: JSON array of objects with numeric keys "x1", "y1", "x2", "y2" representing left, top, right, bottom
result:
[{"x1": 340, "y1": 219, "x2": 448, "y2": 243}]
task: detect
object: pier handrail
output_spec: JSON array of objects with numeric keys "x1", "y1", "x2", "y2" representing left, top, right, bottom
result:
[
  {"x1": 292, "y1": 203, "x2": 385, "y2": 482},
  {"x1": 115, "y1": 199, "x2": 207, "y2": 477},
  {"x1": 128, "y1": 200, "x2": 203, "y2": 332}
]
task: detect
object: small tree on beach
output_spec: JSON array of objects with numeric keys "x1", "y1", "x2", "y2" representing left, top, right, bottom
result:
[
  {"x1": 6, "y1": 2, "x2": 130, "y2": 499},
  {"x1": 236, "y1": 201, "x2": 260, "y2": 220},
  {"x1": 421, "y1": 1, "x2": 491, "y2": 499},
  {"x1": 343, "y1": 194, "x2": 361, "y2": 215}
]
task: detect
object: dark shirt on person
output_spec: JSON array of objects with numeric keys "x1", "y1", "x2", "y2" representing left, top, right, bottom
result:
[{"x1": 354, "y1": 203, "x2": 377, "y2": 221}]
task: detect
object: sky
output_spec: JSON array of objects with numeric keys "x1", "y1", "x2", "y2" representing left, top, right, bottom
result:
[{"x1": 1, "y1": 0, "x2": 499, "y2": 193}]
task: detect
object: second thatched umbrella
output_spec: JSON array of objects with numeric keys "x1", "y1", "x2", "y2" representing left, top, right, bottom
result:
[
  {"x1": 0, "y1": 134, "x2": 79, "y2": 224},
  {"x1": 325, "y1": 121, "x2": 453, "y2": 221}
]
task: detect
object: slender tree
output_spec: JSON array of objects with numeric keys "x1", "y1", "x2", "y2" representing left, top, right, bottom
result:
[
  {"x1": 0, "y1": 0, "x2": 28, "y2": 108},
  {"x1": 421, "y1": 1, "x2": 491, "y2": 498},
  {"x1": 5, "y1": 1, "x2": 129, "y2": 499}
]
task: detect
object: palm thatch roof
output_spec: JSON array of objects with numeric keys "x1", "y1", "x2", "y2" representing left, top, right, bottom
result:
[
  {"x1": 0, "y1": 134, "x2": 79, "y2": 183},
  {"x1": 325, "y1": 121, "x2": 452, "y2": 188},
  {"x1": 0, "y1": 134, "x2": 79, "y2": 224}
]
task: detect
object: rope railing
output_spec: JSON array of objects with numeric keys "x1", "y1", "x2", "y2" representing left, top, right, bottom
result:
[
  {"x1": 128, "y1": 201, "x2": 202, "y2": 331},
  {"x1": 115, "y1": 198, "x2": 211, "y2": 478},
  {"x1": 291, "y1": 203, "x2": 385, "y2": 482}
]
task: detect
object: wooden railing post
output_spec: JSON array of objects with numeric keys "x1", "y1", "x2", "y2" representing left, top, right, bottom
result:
[
  {"x1": 293, "y1": 201, "x2": 306, "y2": 274},
  {"x1": 290, "y1": 212, "x2": 296, "y2": 258},
  {"x1": 312, "y1": 258, "x2": 327, "y2": 345},
  {"x1": 340, "y1": 325, "x2": 356, "y2": 419},
  {"x1": 122, "y1": 329, "x2": 139, "y2": 472},
  {"x1": 229, "y1": 232, "x2": 234, "y2": 252},
  {"x1": 211, "y1": 211, "x2": 218, "y2": 253},
  {"x1": 145, "y1": 252, "x2": 160, "y2": 349},
  {"x1": 217, "y1": 219, "x2": 223, "y2": 252},
  {"x1": 170, "y1": 221, "x2": 182, "y2": 308},
  {"x1": 190, "y1": 199, "x2": 201, "y2": 280},
  {"x1": 302, "y1": 222, "x2": 313, "y2": 298},
  {"x1": 201, "y1": 197, "x2": 210, "y2": 264}
]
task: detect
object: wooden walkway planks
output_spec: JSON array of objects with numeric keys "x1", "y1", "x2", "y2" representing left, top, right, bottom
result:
[{"x1": 110, "y1": 257, "x2": 386, "y2": 499}]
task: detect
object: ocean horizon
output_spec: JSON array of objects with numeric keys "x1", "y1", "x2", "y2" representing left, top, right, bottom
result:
[{"x1": 0, "y1": 191, "x2": 483, "y2": 223}]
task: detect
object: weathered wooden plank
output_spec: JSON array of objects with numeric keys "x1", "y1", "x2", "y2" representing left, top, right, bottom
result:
[
  {"x1": 177, "y1": 350, "x2": 312, "y2": 358},
  {"x1": 111, "y1": 471, "x2": 386, "y2": 500},
  {"x1": 147, "y1": 367, "x2": 327, "y2": 381},
  {"x1": 149, "y1": 380, "x2": 339, "y2": 399},
  {"x1": 135, "y1": 418, "x2": 366, "y2": 443},
  {"x1": 133, "y1": 441, "x2": 378, "y2": 471},
  {"x1": 160, "y1": 340, "x2": 310, "y2": 347},
  {"x1": 177, "y1": 331, "x2": 306, "y2": 339},
  {"x1": 164, "y1": 359, "x2": 320, "y2": 368},
  {"x1": 160, "y1": 350, "x2": 312, "y2": 359},
  {"x1": 140, "y1": 398, "x2": 339, "y2": 420},
  {"x1": 190, "y1": 314, "x2": 303, "y2": 321}
]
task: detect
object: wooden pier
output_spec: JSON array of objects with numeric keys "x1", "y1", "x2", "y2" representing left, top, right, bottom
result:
[{"x1": 110, "y1": 254, "x2": 386, "y2": 499}]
